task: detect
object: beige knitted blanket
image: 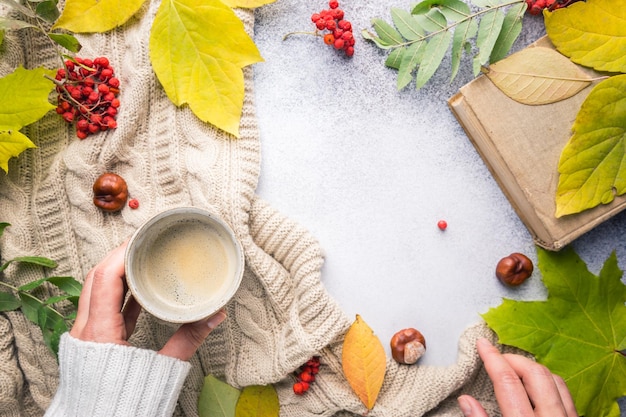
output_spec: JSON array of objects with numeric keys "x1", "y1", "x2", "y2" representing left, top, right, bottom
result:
[{"x1": 0, "y1": 3, "x2": 503, "y2": 416}]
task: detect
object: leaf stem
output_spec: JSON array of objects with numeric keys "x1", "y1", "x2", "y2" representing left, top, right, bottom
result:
[{"x1": 283, "y1": 30, "x2": 322, "y2": 41}]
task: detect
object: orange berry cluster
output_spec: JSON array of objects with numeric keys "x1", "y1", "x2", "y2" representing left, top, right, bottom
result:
[
  {"x1": 54, "y1": 57, "x2": 120, "y2": 139},
  {"x1": 524, "y1": 0, "x2": 581, "y2": 15},
  {"x1": 311, "y1": 1, "x2": 355, "y2": 57},
  {"x1": 292, "y1": 356, "x2": 320, "y2": 395}
]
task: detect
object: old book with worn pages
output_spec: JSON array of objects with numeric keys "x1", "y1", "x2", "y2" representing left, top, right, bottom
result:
[{"x1": 448, "y1": 36, "x2": 626, "y2": 251}]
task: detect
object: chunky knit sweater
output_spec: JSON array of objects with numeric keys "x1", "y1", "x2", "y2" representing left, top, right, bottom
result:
[{"x1": 0, "y1": 3, "x2": 504, "y2": 416}]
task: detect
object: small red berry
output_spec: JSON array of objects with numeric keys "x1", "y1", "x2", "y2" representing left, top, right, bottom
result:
[
  {"x1": 329, "y1": 0, "x2": 339, "y2": 9},
  {"x1": 345, "y1": 46, "x2": 354, "y2": 57},
  {"x1": 311, "y1": 13, "x2": 321, "y2": 22},
  {"x1": 333, "y1": 38, "x2": 345, "y2": 49},
  {"x1": 293, "y1": 381, "x2": 309, "y2": 395},
  {"x1": 323, "y1": 33, "x2": 335, "y2": 45},
  {"x1": 128, "y1": 198, "x2": 139, "y2": 209},
  {"x1": 437, "y1": 220, "x2": 448, "y2": 231}
]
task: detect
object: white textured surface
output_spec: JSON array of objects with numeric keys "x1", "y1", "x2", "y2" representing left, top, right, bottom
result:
[{"x1": 252, "y1": 0, "x2": 626, "y2": 369}]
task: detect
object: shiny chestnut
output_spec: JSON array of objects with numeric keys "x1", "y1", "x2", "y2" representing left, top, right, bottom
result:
[
  {"x1": 495, "y1": 253, "x2": 533, "y2": 286},
  {"x1": 93, "y1": 172, "x2": 128, "y2": 212}
]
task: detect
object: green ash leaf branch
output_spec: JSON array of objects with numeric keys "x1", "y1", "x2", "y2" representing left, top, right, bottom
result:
[
  {"x1": 0, "y1": 223, "x2": 81, "y2": 358},
  {"x1": 361, "y1": 0, "x2": 527, "y2": 90}
]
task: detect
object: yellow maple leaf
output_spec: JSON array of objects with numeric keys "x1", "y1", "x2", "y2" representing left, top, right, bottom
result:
[{"x1": 342, "y1": 314, "x2": 387, "y2": 410}]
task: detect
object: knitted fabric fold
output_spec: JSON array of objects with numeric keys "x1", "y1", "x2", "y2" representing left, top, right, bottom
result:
[{"x1": 0, "y1": 2, "x2": 503, "y2": 416}]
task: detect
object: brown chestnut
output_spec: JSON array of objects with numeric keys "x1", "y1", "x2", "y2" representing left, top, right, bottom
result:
[
  {"x1": 495, "y1": 253, "x2": 533, "y2": 286},
  {"x1": 93, "y1": 172, "x2": 128, "y2": 212},
  {"x1": 390, "y1": 328, "x2": 426, "y2": 365}
]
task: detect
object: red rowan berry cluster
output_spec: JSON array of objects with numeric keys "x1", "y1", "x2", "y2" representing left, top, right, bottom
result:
[
  {"x1": 292, "y1": 356, "x2": 320, "y2": 395},
  {"x1": 311, "y1": 1, "x2": 355, "y2": 57},
  {"x1": 54, "y1": 57, "x2": 120, "y2": 139},
  {"x1": 524, "y1": 0, "x2": 581, "y2": 15}
]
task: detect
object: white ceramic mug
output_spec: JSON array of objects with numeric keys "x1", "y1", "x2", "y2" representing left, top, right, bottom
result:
[{"x1": 125, "y1": 207, "x2": 244, "y2": 323}]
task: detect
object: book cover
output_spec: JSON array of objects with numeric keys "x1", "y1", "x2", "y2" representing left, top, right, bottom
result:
[{"x1": 448, "y1": 37, "x2": 626, "y2": 251}]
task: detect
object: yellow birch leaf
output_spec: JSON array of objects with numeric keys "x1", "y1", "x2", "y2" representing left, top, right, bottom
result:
[
  {"x1": 485, "y1": 46, "x2": 595, "y2": 105},
  {"x1": 52, "y1": 0, "x2": 146, "y2": 32},
  {"x1": 342, "y1": 314, "x2": 386, "y2": 410},
  {"x1": 544, "y1": 0, "x2": 626, "y2": 73},
  {"x1": 219, "y1": 0, "x2": 276, "y2": 8},
  {"x1": 149, "y1": 0, "x2": 263, "y2": 137}
]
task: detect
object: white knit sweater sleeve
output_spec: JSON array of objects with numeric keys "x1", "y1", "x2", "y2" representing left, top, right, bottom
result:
[{"x1": 44, "y1": 332, "x2": 192, "y2": 417}]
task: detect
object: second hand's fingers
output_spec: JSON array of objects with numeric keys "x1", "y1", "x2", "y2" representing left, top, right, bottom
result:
[
  {"x1": 458, "y1": 395, "x2": 489, "y2": 417},
  {"x1": 503, "y1": 354, "x2": 570, "y2": 417},
  {"x1": 476, "y1": 338, "x2": 535, "y2": 416}
]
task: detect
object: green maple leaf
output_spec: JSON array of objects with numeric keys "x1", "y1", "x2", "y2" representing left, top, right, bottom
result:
[
  {"x1": 149, "y1": 0, "x2": 263, "y2": 138},
  {"x1": 0, "y1": 66, "x2": 55, "y2": 173},
  {"x1": 482, "y1": 247, "x2": 626, "y2": 417}
]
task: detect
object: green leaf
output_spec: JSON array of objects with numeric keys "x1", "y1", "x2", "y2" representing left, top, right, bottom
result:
[
  {"x1": 472, "y1": 8, "x2": 505, "y2": 75},
  {"x1": 35, "y1": 0, "x2": 60, "y2": 23},
  {"x1": 490, "y1": 2, "x2": 526, "y2": 63},
  {"x1": 413, "y1": 8, "x2": 447, "y2": 32},
  {"x1": 47, "y1": 276, "x2": 82, "y2": 297},
  {"x1": 415, "y1": 31, "x2": 452, "y2": 89},
  {"x1": 371, "y1": 18, "x2": 404, "y2": 45},
  {"x1": 385, "y1": 47, "x2": 405, "y2": 70},
  {"x1": 555, "y1": 75, "x2": 626, "y2": 217},
  {"x1": 48, "y1": 33, "x2": 81, "y2": 53},
  {"x1": 544, "y1": 0, "x2": 626, "y2": 73},
  {"x1": 0, "y1": 17, "x2": 36, "y2": 30},
  {"x1": 18, "y1": 276, "x2": 49, "y2": 292},
  {"x1": 149, "y1": 0, "x2": 263, "y2": 137},
  {"x1": 42, "y1": 318, "x2": 67, "y2": 357},
  {"x1": 52, "y1": 0, "x2": 146, "y2": 32},
  {"x1": 198, "y1": 374, "x2": 240, "y2": 417},
  {"x1": 391, "y1": 8, "x2": 424, "y2": 41},
  {"x1": 361, "y1": 29, "x2": 393, "y2": 50},
  {"x1": 11, "y1": 256, "x2": 58, "y2": 269},
  {"x1": 450, "y1": 18, "x2": 478, "y2": 82},
  {"x1": 0, "y1": 291, "x2": 21, "y2": 311},
  {"x1": 412, "y1": 0, "x2": 470, "y2": 22},
  {"x1": 18, "y1": 291, "x2": 42, "y2": 324},
  {"x1": 0, "y1": 0, "x2": 36, "y2": 18},
  {"x1": 0, "y1": 66, "x2": 55, "y2": 129},
  {"x1": 234, "y1": 385, "x2": 279, "y2": 417},
  {"x1": 397, "y1": 41, "x2": 426, "y2": 90},
  {"x1": 482, "y1": 247, "x2": 626, "y2": 417},
  {"x1": 0, "y1": 222, "x2": 9, "y2": 237}
]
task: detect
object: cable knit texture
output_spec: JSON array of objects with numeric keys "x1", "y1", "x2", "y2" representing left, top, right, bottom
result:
[{"x1": 0, "y1": 2, "x2": 505, "y2": 416}]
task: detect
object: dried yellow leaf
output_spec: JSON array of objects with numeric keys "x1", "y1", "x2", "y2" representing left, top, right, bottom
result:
[
  {"x1": 341, "y1": 314, "x2": 386, "y2": 410},
  {"x1": 485, "y1": 46, "x2": 595, "y2": 105}
]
